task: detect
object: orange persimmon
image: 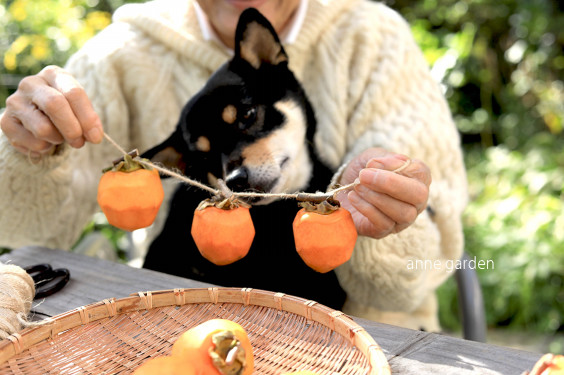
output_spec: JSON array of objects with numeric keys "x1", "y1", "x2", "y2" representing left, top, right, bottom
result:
[
  {"x1": 134, "y1": 356, "x2": 194, "y2": 375},
  {"x1": 539, "y1": 355, "x2": 564, "y2": 375},
  {"x1": 171, "y1": 318, "x2": 254, "y2": 375},
  {"x1": 191, "y1": 198, "x2": 255, "y2": 265},
  {"x1": 293, "y1": 201, "x2": 358, "y2": 273},
  {"x1": 97, "y1": 154, "x2": 164, "y2": 231}
]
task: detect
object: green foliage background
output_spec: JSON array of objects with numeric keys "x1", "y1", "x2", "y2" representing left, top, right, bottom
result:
[{"x1": 1, "y1": 0, "x2": 563, "y2": 350}]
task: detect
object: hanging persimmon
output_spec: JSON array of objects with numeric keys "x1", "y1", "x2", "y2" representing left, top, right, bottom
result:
[
  {"x1": 191, "y1": 198, "x2": 255, "y2": 266},
  {"x1": 171, "y1": 318, "x2": 254, "y2": 375},
  {"x1": 97, "y1": 151, "x2": 164, "y2": 231},
  {"x1": 292, "y1": 200, "x2": 358, "y2": 273}
]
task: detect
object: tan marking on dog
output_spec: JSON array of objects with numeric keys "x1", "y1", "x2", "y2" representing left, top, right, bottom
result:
[
  {"x1": 150, "y1": 146, "x2": 186, "y2": 172},
  {"x1": 222, "y1": 105, "x2": 237, "y2": 124},
  {"x1": 241, "y1": 138, "x2": 274, "y2": 167},
  {"x1": 239, "y1": 22, "x2": 287, "y2": 69},
  {"x1": 207, "y1": 172, "x2": 219, "y2": 187},
  {"x1": 196, "y1": 136, "x2": 211, "y2": 152},
  {"x1": 239, "y1": 100, "x2": 311, "y2": 201}
]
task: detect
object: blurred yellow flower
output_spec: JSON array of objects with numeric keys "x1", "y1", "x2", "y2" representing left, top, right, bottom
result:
[
  {"x1": 10, "y1": 35, "x2": 30, "y2": 54},
  {"x1": 86, "y1": 11, "x2": 111, "y2": 30},
  {"x1": 9, "y1": 0, "x2": 28, "y2": 22},
  {"x1": 31, "y1": 36, "x2": 49, "y2": 60},
  {"x1": 4, "y1": 52, "x2": 17, "y2": 71}
]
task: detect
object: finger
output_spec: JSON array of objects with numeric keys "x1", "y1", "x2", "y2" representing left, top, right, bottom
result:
[
  {"x1": 4, "y1": 87, "x2": 63, "y2": 144},
  {"x1": 348, "y1": 190, "x2": 396, "y2": 239},
  {"x1": 367, "y1": 157, "x2": 432, "y2": 187},
  {"x1": 365, "y1": 154, "x2": 410, "y2": 172},
  {"x1": 17, "y1": 74, "x2": 84, "y2": 148},
  {"x1": 338, "y1": 148, "x2": 389, "y2": 185},
  {"x1": 1, "y1": 112, "x2": 54, "y2": 153},
  {"x1": 403, "y1": 159, "x2": 433, "y2": 188},
  {"x1": 354, "y1": 183, "x2": 418, "y2": 226},
  {"x1": 5, "y1": 87, "x2": 65, "y2": 145},
  {"x1": 27, "y1": 80, "x2": 85, "y2": 148},
  {"x1": 39, "y1": 66, "x2": 103, "y2": 144},
  {"x1": 359, "y1": 168, "x2": 429, "y2": 213}
]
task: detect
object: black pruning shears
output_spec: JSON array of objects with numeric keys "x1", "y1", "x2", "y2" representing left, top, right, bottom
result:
[{"x1": 24, "y1": 263, "x2": 70, "y2": 299}]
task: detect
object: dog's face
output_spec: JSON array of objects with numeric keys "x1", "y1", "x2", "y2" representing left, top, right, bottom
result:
[{"x1": 143, "y1": 8, "x2": 314, "y2": 204}]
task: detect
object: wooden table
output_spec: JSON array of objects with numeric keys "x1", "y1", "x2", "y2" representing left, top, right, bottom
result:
[{"x1": 1, "y1": 246, "x2": 542, "y2": 374}]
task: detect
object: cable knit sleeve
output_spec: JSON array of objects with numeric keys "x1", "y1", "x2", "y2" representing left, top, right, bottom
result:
[
  {"x1": 304, "y1": 2, "x2": 468, "y2": 316},
  {"x1": 0, "y1": 24, "x2": 131, "y2": 251}
]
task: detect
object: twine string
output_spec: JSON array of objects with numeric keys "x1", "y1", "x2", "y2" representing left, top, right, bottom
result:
[
  {"x1": 0, "y1": 264, "x2": 36, "y2": 340},
  {"x1": 103, "y1": 133, "x2": 410, "y2": 202}
]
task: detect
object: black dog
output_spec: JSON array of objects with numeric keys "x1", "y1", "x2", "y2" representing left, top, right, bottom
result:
[{"x1": 142, "y1": 9, "x2": 346, "y2": 309}]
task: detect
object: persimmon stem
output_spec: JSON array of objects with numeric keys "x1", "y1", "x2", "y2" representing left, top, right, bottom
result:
[{"x1": 112, "y1": 149, "x2": 139, "y2": 166}]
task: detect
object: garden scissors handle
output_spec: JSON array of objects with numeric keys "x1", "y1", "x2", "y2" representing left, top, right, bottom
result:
[{"x1": 24, "y1": 263, "x2": 70, "y2": 299}]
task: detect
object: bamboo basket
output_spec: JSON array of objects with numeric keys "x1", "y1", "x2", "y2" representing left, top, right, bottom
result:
[{"x1": 0, "y1": 288, "x2": 390, "y2": 374}]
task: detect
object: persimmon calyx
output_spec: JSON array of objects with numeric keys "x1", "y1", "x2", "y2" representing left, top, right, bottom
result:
[
  {"x1": 102, "y1": 150, "x2": 154, "y2": 173},
  {"x1": 298, "y1": 199, "x2": 340, "y2": 215},
  {"x1": 196, "y1": 196, "x2": 251, "y2": 211},
  {"x1": 210, "y1": 330, "x2": 247, "y2": 375}
]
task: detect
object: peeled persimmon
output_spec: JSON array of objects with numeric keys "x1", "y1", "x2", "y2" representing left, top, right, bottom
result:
[
  {"x1": 543, "y1": 355, "x2": 564, "y2": 374},
  {"x1": 133, "y1": 356, "x2": 193, "y2": 375},
  {"x1": 191, "y1": 198, "x2": 255, "y2": 265},
  {"x1": 530, "y1": 354, "x2": 564, "y2": 375},
  {"x1": 171, "y1": 318, "x2": 254, "y2": 375},
  {"x1": 97, "y1": 153, "x2": 164, "y2": 231},
  {"x1": 293, "y1": 201, "x2": 358, "y2": 273}
]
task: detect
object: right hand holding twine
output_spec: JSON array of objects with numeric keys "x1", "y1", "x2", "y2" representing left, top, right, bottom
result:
[{"x1": 1, "y1": 65, "x2": 104, "y2": 158}]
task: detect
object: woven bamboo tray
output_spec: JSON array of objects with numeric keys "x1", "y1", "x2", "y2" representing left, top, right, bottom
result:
[{"x1": 0, "y1": 287, "x2": 390, "y2": 374}]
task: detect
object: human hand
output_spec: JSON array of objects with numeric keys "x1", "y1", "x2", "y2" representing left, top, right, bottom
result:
[
  {"x1": 334, "y1": 148, "x2": 431, "y2": 239},
  {"x1": 1, "y1": 65, "x2": 104, "y2": 158}
]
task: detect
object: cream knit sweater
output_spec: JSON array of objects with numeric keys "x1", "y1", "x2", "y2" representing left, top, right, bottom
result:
[{"x1": 0, "y1": 0, "x2": 467, "y2": 331}]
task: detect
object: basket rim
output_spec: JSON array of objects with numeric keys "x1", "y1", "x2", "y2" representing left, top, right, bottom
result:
[{"x1": 0, "y1": 287, "x2": 390, "y2": 374}]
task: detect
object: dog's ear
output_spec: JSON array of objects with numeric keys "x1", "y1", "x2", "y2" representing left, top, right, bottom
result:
[
  {"x1": 141, "y1": 129, "x2": 187, "y2": 176},
  {"x1": 234, "y1": 8, "x2": 288, "y2": 69}
]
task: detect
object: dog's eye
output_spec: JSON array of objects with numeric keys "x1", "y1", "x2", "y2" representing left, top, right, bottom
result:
[{"x1": 243, "y1": 107, "x2": 257, "y2": 123}]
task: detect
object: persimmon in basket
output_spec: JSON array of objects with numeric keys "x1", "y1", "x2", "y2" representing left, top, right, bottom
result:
[
  {"x1": 97, "y1": 153, "x2": 164, "y2": 231},
  {"x1": 134, "y1": 356, "x2": 194, "y2": 375},
  {"x1": 171, "y1": 318, "x2": 254, "y2": 375},
  {"x1": 293, "y1": 200, "x2": 358, "y2": 273},
  {"x1": 191, "y1": 198, "x2": 255, "y2": 266},
  {"x1": 528, "y1": 354, "x2": 564, "y2": 375}
]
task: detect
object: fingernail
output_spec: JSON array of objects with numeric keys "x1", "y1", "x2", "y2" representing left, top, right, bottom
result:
[
  {"x1": 359, "y1": 168, "x2": 378, "y2": 184},
  {"x1": 87, "y1": 127, "x2": 103, "y2": 143},
  {"x1": 69, "y1": 137, "x2": 85, "y2": 148},
  {"x1": 355, "y1": 184, "x2": 369, "y2": 195}
]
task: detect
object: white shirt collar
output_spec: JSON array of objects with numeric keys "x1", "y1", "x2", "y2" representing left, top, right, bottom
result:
[{"x1": 194, "y1": 0, "x2": 308, "y2": 52}]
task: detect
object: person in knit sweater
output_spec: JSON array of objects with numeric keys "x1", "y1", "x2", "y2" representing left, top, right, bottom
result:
[{"x1": 0, "y1": 0, "x2": 467, "y2": 332}]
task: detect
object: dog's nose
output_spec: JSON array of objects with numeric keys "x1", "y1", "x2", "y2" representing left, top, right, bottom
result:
[{"x1": 225, "y1": 167, "x2": 250, "y2": 192}]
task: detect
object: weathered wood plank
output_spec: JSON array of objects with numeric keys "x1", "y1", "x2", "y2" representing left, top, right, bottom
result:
[
  {"x1": 1, "y1": 246, "x2": 213, "y2": 318},
  {"x1": 0, "y1": 246, "x2": 543, "y2": 374}
]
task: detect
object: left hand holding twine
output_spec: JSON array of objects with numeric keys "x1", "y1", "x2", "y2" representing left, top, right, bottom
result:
[{"x1": 335, "y1": 148, "x2": 431, "y2": 239}]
